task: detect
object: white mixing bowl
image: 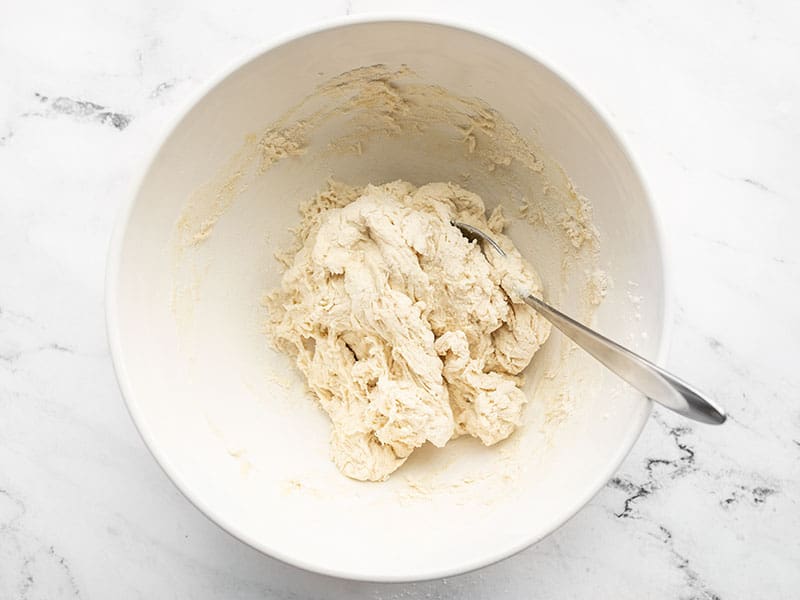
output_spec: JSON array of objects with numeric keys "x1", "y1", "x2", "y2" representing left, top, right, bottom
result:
[{"x1": 107, "y1": 17, "x2": 668, "y2": 581}]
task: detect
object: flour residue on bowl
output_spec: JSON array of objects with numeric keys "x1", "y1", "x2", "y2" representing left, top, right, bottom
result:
[
  {"x1": 170, "y1": 64, "x2": 608, "y2": 483},
  {"x1": 173, "y1": 65, "x2": 598, "y2": 262}
]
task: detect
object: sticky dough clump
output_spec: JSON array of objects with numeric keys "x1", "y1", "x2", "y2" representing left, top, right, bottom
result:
[{"x1": 266, "y1": 181, "x2": 551, "y2": 481}]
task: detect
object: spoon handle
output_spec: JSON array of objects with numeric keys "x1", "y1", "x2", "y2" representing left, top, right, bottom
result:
[{"x1": 523, "y1": 293, "x2": 726, "y2": 425}]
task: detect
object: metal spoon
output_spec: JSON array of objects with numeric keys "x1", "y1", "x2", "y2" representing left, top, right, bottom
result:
[{"x1": 452, "y1": 220, "x2": 726, "y2": 425}]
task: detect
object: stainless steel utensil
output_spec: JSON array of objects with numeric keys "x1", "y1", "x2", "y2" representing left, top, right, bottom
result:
[{"x1": 452, "y1": 220, "x2": 726, "y2": 425}]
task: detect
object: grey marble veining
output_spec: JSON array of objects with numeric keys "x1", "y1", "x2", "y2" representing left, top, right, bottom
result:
[{"x1": 1, "y1": 1, "x2": 798, "y2": 598}]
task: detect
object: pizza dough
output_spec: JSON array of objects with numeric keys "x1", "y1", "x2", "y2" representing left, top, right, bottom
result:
[{"x1": 265, "y1": 180, "x2": 551, "y2": 481}]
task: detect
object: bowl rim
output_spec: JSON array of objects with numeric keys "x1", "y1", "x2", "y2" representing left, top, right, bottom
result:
[{"x1": 105, "y1": 14, "x2": 672, "y2": 583}]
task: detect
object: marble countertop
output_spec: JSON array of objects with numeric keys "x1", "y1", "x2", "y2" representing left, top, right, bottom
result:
[{"x1": 1, "y1": 1, "x2": 798, "y2": 598}]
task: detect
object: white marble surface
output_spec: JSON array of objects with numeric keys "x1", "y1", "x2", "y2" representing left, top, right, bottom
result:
[{"x1": 1, "y1": 0, "x2": 798, "y2": 597}]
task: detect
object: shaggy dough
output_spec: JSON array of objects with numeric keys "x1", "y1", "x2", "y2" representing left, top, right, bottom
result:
[{"x1": 266, "y1": 181, "x2": 551, "y2": 481}]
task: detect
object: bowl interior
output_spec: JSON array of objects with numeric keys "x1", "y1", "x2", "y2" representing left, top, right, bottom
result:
[{"x1": 110, "y1": 20, "x2": 664, "y2": 580}]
